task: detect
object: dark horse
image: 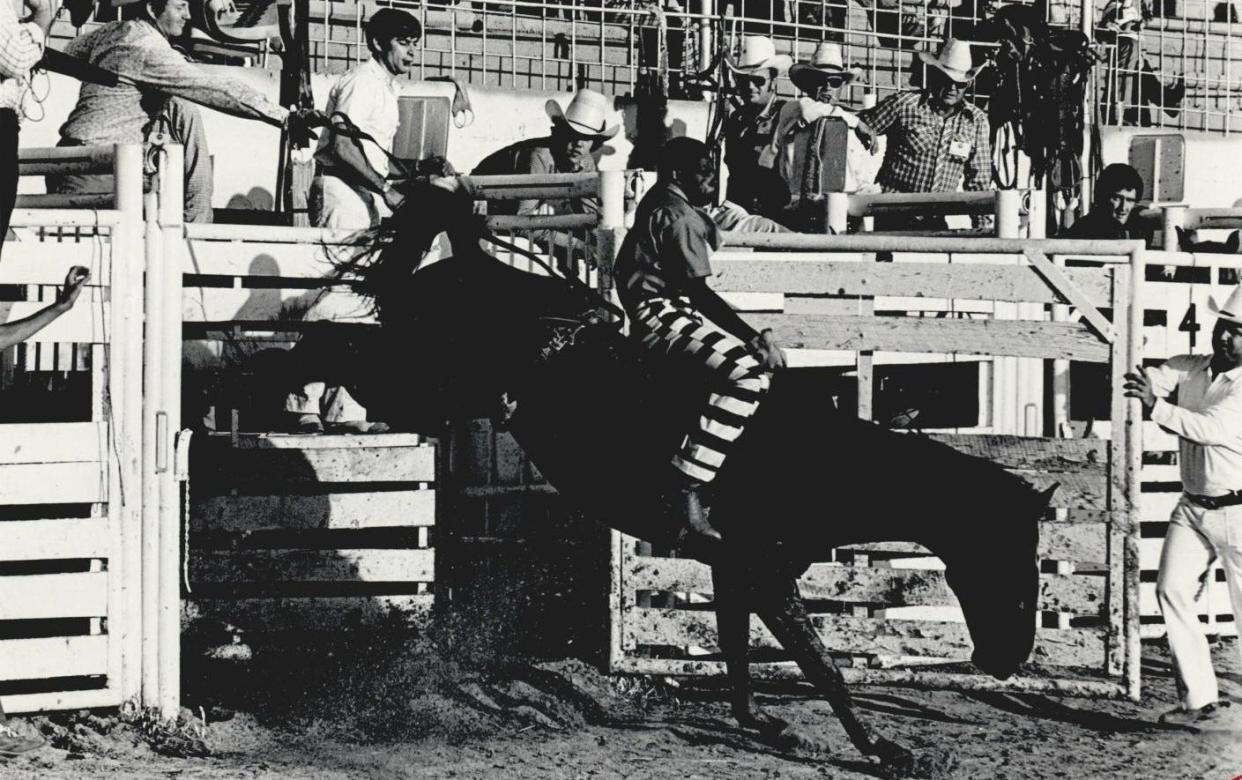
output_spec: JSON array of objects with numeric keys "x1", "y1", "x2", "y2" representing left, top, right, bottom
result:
[{"x1": 336, "y1": 182, "x2": 1055, "y2": 778}]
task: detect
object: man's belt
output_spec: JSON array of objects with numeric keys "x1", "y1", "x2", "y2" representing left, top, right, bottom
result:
[{"x1": 1185, "y1": 490, "x2": 1242, "y2": 510}]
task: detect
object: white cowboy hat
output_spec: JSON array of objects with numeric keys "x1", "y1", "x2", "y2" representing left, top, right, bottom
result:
[
  {"x1": 789, "y1": 42, "x2": 858, "y2": 93},
  {"x1": 1208, "y1": 284, "x2": 1242, "y2": 325},
  {"x1": 917, "y1": 38, "x2": 987, "y2": 83},
  {"x1": 545, "y1": 88, "x2": 620, "y2": 140},
  {"x1": 726, "y1": 35, "x2": 793, "y2": 76}
]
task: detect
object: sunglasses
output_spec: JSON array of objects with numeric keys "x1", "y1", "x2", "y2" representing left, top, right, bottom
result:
[
  {"x1": 738, "y1": 75, "x2": 771, "y2": 88},
  {"x1": 819, "y1": 75, "x2": 848, "y2": 89}
]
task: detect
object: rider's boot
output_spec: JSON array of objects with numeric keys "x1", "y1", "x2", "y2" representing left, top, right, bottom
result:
[{"x1": 674, "y1": 480, "x2": 722, "y2": 543}]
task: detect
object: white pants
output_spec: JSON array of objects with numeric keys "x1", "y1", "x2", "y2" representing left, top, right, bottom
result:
[
  {"x1": 309, "y1": 174, "x2": 390, "y2": 230},
  {"x1": 284, "y1": 381, "x2": 369, "y2": 423},
  {"x1": 1156, "y1": 496, "x2": 1242, "y2": 709}
]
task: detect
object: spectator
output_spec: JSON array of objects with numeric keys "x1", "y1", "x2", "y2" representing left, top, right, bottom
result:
[
  {"x1": 48, "y1": 0, "x2": 290, "y2": 223},
  {"x1": 1064, "y1": 162, "x2": 1147, "y2": 240},
  {"x1": 772, "y1": 42, "x2": 875, "y2": 230},
  {"x1": 1123, "y1": 285, "x2": 1242, "y2": 732},
  {"x1": 471, "y1": 88, "x2": 614, "y2": 270},
  {"x1": 857, "y1": 38, "x2": 993, "y2": 232},
  {"x1": 310, "y1": 8, "x2": 422, "y2": 229},
  {"x1": 717, "y1": 35, "x2": 793, "y2": 231},
  {"x1": 1098, "y1": 0, "x2": 1185, "y2": 127},
  {"x1": 2, "y1": 0, "x2": 55, "y2": 247}
]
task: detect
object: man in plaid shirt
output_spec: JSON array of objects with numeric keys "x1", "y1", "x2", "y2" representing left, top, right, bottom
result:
[
  {"x1": 857, "y1": 38, "x2": 993, "y2": 232},
  {"x1": 1, "y1": 0, "x2": 56, "y2": 248}
]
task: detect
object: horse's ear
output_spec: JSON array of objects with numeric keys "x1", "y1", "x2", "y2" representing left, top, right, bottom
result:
[
  {"x1": 1229, "y1": 231, "x2": 1241, "y2": 253},
  {"x1": 1038, "y1": 483, "x2": 1059, "y2": 511},
  {"x1": 1175, "y1": 225, "x2": 1190, "y2": 249}
]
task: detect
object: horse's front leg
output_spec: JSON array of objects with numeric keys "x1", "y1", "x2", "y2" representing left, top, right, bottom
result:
[
  {"x1": 754, "y1": 573, "x2": 956, "y2": 779},
  {"x1": 711, "y1": 562, "x2": 784, "y2": 735}
]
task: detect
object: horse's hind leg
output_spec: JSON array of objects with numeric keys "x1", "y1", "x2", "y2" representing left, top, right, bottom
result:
[{"x1": 754, "y1": 574, "x2": 948, "y2": 777}]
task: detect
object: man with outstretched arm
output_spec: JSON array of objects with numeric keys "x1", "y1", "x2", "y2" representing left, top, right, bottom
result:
[
  {"x1": 1124, "y1": 284, "x2": 1242, "y2": 733},
  {"x1": 613, "y1": 136, "x2": 786, "y2": 543}
]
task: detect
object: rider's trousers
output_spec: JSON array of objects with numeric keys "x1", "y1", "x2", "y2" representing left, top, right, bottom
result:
[{"x1": 632, "y1": 297, "x2": 771, "y2": 484}]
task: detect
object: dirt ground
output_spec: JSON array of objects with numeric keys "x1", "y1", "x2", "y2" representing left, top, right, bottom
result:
[{"x1": 2, "y1": 635, "x2": 1240, "y2": 780}]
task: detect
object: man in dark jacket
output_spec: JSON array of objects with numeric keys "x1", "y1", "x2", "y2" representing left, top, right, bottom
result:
[{"x1": 1065, "y1": 163, "x2": 1147, "y2": 240}]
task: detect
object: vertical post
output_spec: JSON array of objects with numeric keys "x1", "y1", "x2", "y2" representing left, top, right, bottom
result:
[
  {"x1": 600, "y1": 170, "x2": 625, "y2": 229},
  {"x1": 1124, "y1": 246, "x2": 1144, "y2": 701},
  {"x1": 698, "y1": 0, "x2": 715, "y2": 74},
  {"x1": 995, "y1": 189, "x2": 1021, "y2": 238},
  {"x1": 157, "y1": 145, "x2": 184, "y2": 720},
  {"x1": 112, "y1": 144, "x2": 145, "y2": 705},
  {"x1": 826, "y1": 192, "x2": 849, "y2": 235},
  {"x1": 140, "y1": 187, "x2": 163, "y2": 711},
  {"x1": 1080, "y1": 0, "x2": 1095, "y2": 214},
  {"x1": 1162, "y1": 205, "x2": 1188, "y2": 251}
]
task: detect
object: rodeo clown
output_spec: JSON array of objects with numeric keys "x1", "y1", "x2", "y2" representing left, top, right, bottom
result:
[{"x1": 613, "y1": 136, "x2": 787, "y2": 543}]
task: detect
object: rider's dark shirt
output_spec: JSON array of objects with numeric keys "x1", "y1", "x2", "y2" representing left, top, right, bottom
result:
[
  {"x1": 1064, "y1": 208, "x2": 1145, "y2": 241},
  {"x1": 614, "y1": 180, "x2": 719, "y2": 313},
  {"x1": 723, "y1": 96, "x2": 789, "y2": 218}
]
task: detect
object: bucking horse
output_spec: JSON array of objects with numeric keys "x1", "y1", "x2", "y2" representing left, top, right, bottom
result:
[{"x1": 327, "y1": 181, "x2": 1057, "y2": 778}]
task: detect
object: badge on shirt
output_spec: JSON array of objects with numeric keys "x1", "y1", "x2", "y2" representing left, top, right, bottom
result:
[{"x1": 948, "y1": 135, "x2": 973, "y2": 161}]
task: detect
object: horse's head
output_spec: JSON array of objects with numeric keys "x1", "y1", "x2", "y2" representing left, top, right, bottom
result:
[
  {"x1": 941, "y1": 480, "x2": 1055, "y2": 680},
  {"x1": 338, "y1": 180, "x2": 612, "y2": 430}
]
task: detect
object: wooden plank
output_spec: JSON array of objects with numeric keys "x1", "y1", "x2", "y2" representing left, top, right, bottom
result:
[
  {"x1": 611, "y1": 656, "x2": 1128, "y2": 697},
  {"x1": 925, "y1": 434, "x2": 1108, "y2": 472},
  {"x1": 748, "y1": 314, "x2": 1110, "y2": 362},
  {"x1": 0, "y1": 462, "x2": 105, "y2": 504},
  {"x1": 194, "y1": 445, "x2": 436, "y2": 487},
  {"x1": 627, "y1": 558, "x2": 1104, "y2": 616},
  {"x1": 0, "y1": 572, "x2": 109, "y2": 619},
  {"x1": 1013, "y1": 471, "x2": 1109, "y2": 510},
  {"x1": 0, "y1": 518, "x2": 110, "y2": 561},
  {"x1": 187, "y1": 594, "x2": 433, "y2": 632},
  {"x1": 191, "y1": 490, "x2": 435, "y2": 532},
  {"x1": 0, "y1": 422, "x2": 105, "y2": 465},
  {"x1": 0, "y1": 299, "x2": 109, "y2": 344},
  {"x1": 190, "y1": 548, "x2": 435, "y2": 584},
  {"x1": 0, "y1": 243, "x2": 110, "y2": 285},
  {"x1": 1023, "y1": 249, "x2": 1116, "y2": 342},
  {"x1": 712, "y1": 259, "x2": 1113, "y2": 306},
  {"x1": 182, "y1": 287, "x2": 374, "y2": 324},
  {"x1": 226, "y1": 433, "x2": 425, "y2": 450},
  {"x1": 623, "y1": 609, "x2": 1106, "y2": 668},
  {"x1": 0, "y1": 636, "x2": 108, "y2": 681},
  {"x1": 184, "y1": 240, "x2": 335, "y2": 278},
  {"x1": 2, "y1": 687, "x2": 120, "y2": 715}
]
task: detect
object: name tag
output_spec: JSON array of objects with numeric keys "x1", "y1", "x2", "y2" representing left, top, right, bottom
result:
[{"x1": 948, "y1": 137, "x2": 972, "y2": 160}]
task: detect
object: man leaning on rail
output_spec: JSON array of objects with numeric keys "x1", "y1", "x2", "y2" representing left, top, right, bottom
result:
[
  {"x1": 47, "y1": 0, "x2": 291, "y2": 223},
  {"x1": 1124, "y1": 285, "x2": 1242, "y2": 733},
  {"x1": 855, "y1": 38, "x2": 993, "y2": 233},
  {"x1": 1, "y1": 0, "x2": 56, "y2": 246}
]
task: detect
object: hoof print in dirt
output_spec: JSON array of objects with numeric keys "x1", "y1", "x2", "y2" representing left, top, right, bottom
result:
[{"x1": 871, "y1": 737, "x2": 958, "y2": 780}]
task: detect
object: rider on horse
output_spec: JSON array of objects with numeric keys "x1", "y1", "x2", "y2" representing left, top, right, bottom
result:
[{"x1": 613, "y1": 136, "x2": 787, "y2": 543}]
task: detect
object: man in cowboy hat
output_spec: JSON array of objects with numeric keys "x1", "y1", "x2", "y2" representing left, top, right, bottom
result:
[
  {"x1": 309, "y1": 8, "x2": 426, "y2": 230},
  {"x1": 48, "y1": 0, "x2": 291, "y2": 223},
  {"x1": 472, "y1": 88, "x2": 617, "y2": 271},
  {"x1": 717, "y1": 35, "x2": 795, "y2": 229},
  {"x1": 857, "y1": 38, "x2": 993, "y2": 232},
  {"x1": 1124, "y1": 286, "x2": 1242, "y2": 733},
  {"x1": 772, "y1": 41, "x2": 876, "y2": 230}
]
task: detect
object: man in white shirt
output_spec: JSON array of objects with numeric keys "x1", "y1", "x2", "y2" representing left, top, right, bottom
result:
[
  {"x1": 308, "y1": 7, "x2": 419, "y2": 229},
  {"x1": 1124, "y1": 284, "x2": 1242, "y2": 732},
  {"x1": 1, "y1": 0, "x2": 55, "y2": 245}
]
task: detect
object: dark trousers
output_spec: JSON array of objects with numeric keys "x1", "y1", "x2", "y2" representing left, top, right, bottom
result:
[{"x1": 0, "y1": 109, "x2": 18, "y2": 255}]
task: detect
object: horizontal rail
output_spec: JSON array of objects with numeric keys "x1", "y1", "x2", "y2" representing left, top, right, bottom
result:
[
  {"x1": 723, "y1": 233, "x2": 1142, "y2": 257},
  {"x1": 17, "y1": 145, "x2": 117, "y2": 176},
  {"x1": 485, "y1": 214, "x2": 598, "y2": 230},
  {"x1": 847, "y1": 191, "x2": 997, "y2": 217},
  {"x1": 16, "y1": 193, "x2": 115, "y2": 210},
  {"x1": 465, "y1": 173, "x2": 599, "y2": 201},
  {"x1": 184, "y1": 223, "x2": 358, "y2": 244},
  {"x1": 8, "y1": 208, "x2": 124, "y2": 228}
]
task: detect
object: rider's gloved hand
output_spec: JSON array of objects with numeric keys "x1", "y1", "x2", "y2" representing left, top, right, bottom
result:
[{"x1": 285, "y1": 108, "x2": 329, "y2": 149}]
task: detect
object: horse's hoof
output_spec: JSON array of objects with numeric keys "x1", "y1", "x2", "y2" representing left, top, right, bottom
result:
[{"x1": 757, "y1": 719, "x2": 831, "y2": 755}]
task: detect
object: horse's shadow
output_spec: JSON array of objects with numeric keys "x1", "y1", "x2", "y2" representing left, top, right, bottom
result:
[
  {"x1": 659, "y1": 715, "x2": 884, "y2": 778},
  {"x1": 961, "y1": 691, "x2": 1156, "y2": 734}
]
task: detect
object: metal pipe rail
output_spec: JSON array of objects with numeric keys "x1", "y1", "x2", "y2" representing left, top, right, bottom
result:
[
  {"x1": 722, "y1": 231, "x2": 1142, "y2": 258},
  {"x1": 464, "y1": 173, "x2": 600, "y2": 202},
  {"x1": 17, "y1": 145, "x2": 118, "y2": 177}
]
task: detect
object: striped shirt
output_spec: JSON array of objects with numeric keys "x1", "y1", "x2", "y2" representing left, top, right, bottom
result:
[
  {"x1": 59, "y1": 20, "x2": 286, "y2": 144},
  {"x1": 0, "y1": 0, "x2": 45, "y2": 112},
  {"x1": 614, "y1": 181, "x2": 718, "y2": 312},
  {"x1": 1147, "y1": 354, "x2": 1242, "y2": 496},
  {"x1": 857, "y1": 90, "x2": 992, "y2": 195}
]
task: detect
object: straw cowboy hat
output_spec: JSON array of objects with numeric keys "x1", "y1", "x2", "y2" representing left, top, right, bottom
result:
[
  {"x1": 789, "y1": 42, "x2": 858, "y2": 93},
  {"x1": 726, "y1": 35, "x2": 793, "y2": 76},
  {"x1": 1209, "y1": 285, "x2": 1242, "y2": 325},
  {"x1": 546, "y1": 88, "x2": 619, "y2": 141},
  {"x1": 917, "y1": 38, "x2": 987, "y2": 83}
]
